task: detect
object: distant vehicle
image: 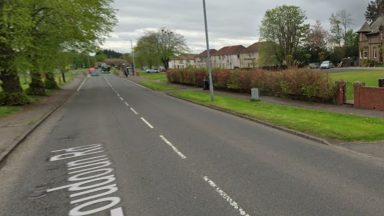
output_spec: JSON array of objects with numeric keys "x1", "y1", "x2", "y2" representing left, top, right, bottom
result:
[
  {"x1": 308, "y1": 62, "x2": 319, "y2": 69},
  {"x1": 320, "y1": 61, "x2": 334, "y2": 69},
  {"x1": 145, "y1": 68, "x2": 159, "y2": 73}
]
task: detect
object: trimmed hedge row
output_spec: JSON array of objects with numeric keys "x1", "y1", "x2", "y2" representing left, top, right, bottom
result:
[{"x1": 167, "y1": 68, "x2": 336, "y2": 102}]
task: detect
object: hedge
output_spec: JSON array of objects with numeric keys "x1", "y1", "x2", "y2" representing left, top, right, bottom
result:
[{"x1": 167, "y1": 68, "x2": 336, "y2": 103}]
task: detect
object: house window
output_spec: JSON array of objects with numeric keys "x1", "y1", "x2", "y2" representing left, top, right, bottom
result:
[
  {"x1": 374, "y1": 47, "x2": 377, "y2": 59},
  {"x1": 237, "y1": 54, "x2": 240, "y2": 59},
  {"x1": 364, "y1": 51, "x2": 368, "y2": 59}
]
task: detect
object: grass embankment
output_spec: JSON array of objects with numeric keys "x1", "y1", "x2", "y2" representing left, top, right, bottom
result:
[
  {"x1": 139, "y1": 72, "x2": 384, "y2": 142},
  {"x1": 330, "y1": 70, "x2": 384, "y2": 100},
  {"x1": 137, "y1": 71, "x2": 177, "y2": 91}
]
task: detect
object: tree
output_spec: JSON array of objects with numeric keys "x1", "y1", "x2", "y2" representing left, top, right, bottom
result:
[
  {"x1": 135, "y1": 32, "x2": 161, "y2": 69},
  {"x1": 135, "y1": 28, "x2": 189, "y2": 70},
  {"x1": 27, "y1": 0, "x2": 116, "y2": 95},
  {"x1": 365, "y1": 0, "x2": 384, "y2": 22},
  {"x1": 156, "y1": 28, "x2": 189, "y2": 69},
  {"x1": 337, "y1": 10, "x2": 353, "y2": 43},
  {"x1": 329, "y1": 13, "x2": 342, "y2": 47},
  {"x1": 260, "y1": 5, "x2": 309, "y2": 67},
  {"x1": 0, "y1": 0, "x2": 33, "y2": 105}
]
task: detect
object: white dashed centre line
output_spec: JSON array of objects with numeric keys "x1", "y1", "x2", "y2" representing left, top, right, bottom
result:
[
  {"x1": 159, "y1": 135, "x2": 187, "y2": 159},
  {"x1": 119, "y1": 97, "x2": 124, "y2": 101},
  {"x1": 130, "y1": 108, "x2": 138, "y2": 115},
  {"x1": 140, "y1": 117, "x2": 154, "y2": 129},
  {"x1": 110, "y1": 207, "x2": 124, "y2": 216},
  {"x1": 203, "y1": 176, "x2": 251, "y2": 216},
  {"x1": 124, "y1": 102, "x2": 130, "y2": 107}
]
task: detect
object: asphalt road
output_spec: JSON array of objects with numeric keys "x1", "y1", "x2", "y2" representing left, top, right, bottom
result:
[{"x1": 1, "y1": 74, "x2": 384, "y2": 216}]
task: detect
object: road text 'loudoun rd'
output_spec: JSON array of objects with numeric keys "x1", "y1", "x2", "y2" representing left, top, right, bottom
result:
[{"x1": 47, "y1": 144, "x2": 124, "y2": 216}]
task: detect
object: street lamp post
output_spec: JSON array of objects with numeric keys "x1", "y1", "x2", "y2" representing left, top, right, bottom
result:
[
  {"x1": 130, "y1": 39, "x2": 136, "y2": 76},
  {"x1": 203, "y1": 0, "x2": 214, "y2": 101}
]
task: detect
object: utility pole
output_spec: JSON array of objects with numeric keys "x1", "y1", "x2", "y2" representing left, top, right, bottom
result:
[
  {"x1": 203, "y1": 0, "x2": 214, "y2": 101},
  {"x1": 130, "y1": 40, "x2": 136, "y2": 76}
]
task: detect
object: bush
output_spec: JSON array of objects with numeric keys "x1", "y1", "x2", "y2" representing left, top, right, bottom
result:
[{"x1": 167, "y1": 68, "x2": 336, "y2": 103}]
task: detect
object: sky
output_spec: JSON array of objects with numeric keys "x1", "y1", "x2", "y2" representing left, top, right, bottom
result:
[{"x1": 101, "y1": 0, "x2": 370, "y2": 54}]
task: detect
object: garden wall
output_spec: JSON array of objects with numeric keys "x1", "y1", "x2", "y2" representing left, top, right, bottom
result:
[{"x1": 354, "y1": 83, "x2": 384, "y2": 111}]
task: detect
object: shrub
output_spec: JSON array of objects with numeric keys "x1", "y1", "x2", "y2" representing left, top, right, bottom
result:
[{"x1": 167, "y1": 68, "x2": 336, "y2": 102}]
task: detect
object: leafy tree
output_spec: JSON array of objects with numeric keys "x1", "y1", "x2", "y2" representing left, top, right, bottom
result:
[
  {"x1": 156, "y1": 28, "x2": 189, "y2": 69},
  {"x1": 257, "y1": 42, "x2": 280, "y2": 68},
  {"x1": 135, "y1": 28, "x2": 189, "y2": 69},
  {"x1": 0, "y1": 0, "x2": 33, "y2": 105},
  {"x1": 365, "y1": 0, "x2": 384, "y2": 22},
  {"x1": 135, "y1": 32, "x2": 161, "y2": 69},
  {"x1": 260, "y1": 5, "x2": 309, "y2": 67},
  {"x1": 27, "y1": 0, "x2": 116, "y2": 95},
  {"x1": 344, "y1": 29, "x2": 359, "y2": 57}
]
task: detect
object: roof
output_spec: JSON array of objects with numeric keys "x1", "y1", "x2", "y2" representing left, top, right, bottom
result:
[
  {"x1": 358, "y1": 16, "x2": 384, "y2": 34},
  {"x1": 212, "y1": 45, "x2": 246, "y2": 56},
  {"x1": 197, "y1": 49, "x2": 217, "y2": 58},
  {"x1": 240, "y1": 42, "x2": 267, "y2": 54},
  {"x1": 173, "y1": 54, "x2": 197, "y2": 60},
  {"x1": 357, "y1": 22, "x2": 371, "y2": 33}
]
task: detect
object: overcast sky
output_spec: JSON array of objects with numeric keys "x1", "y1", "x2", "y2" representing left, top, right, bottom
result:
[{"x1": 102, "y1": 0, "x2": 370, "y2": 54}]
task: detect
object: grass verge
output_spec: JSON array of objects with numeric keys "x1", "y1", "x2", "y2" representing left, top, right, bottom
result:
[
  {"x1": 0, "y1": 106, "x2": 22, "y2": 118},
  {"x1": 137, "y1": 72, "x2": 384, "y2": 142},
  {"x1": 170, "y1": 90, "x2": 384, "y2": 142}
]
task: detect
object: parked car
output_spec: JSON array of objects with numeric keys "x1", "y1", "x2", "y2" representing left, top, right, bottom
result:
[
  {"x1": 320, "y1": 61, "x2": 334, "y2": 69},
  {"x1": 308, "y1": 62, "x2": 319, "y2": 69},
  {"x1": 145, "y1": 68, "x2": 159, "y2": 73}
]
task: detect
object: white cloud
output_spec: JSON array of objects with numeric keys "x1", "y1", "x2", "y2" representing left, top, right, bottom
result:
[{"x1": 102, "y1": 0, "x2": 370, "y2": 53}]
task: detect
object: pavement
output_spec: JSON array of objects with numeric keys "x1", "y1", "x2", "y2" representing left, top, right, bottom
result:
[
  {"x1": 0, "y1": 77, "x2": 83, "y2": 164},
  {"x1": 0, "y1": 74, "x2": 384, "y2": 215}
]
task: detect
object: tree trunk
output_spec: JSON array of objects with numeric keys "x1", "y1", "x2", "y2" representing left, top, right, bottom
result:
[
  {"x1": 0, "y1": 70, "x2": 30, "y2": 105},
  {"x1": 28, "y1": 71, "x2": 46, "y2": 96},
  {"x1": 45, "y1": 71, "x2": 59, "y2": 89}
]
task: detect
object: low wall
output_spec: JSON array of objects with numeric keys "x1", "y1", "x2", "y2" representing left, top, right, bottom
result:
[{"x1": 354, "y1": 82, "x2": 384, "y2": 111}]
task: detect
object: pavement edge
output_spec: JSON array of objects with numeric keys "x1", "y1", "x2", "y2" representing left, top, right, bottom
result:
[{"x1": 0, "y1": 77, "x2": 87, "y2": 165}]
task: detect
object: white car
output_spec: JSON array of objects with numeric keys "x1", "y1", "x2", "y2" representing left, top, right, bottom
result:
[
  {"x1": 320, "y1": 61, "x2": 334, "y2": 69},
  {"x1": 145, "y1": 68, "x2": 159, "y2": 73}
]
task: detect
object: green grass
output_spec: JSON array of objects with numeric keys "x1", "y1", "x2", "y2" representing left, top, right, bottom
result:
[
  {"x1": 330, "y1": 70, "x2": 384, "y2": 100},
  {"x1": 0, "y1": 106, "x2": 22, "y2": 118},
  {"x1": 139, "y1": 80, "x2": 177, "y2": 91},
  {"x1": 138, "y1": 71, "x2": 167, "y2": 81},
  {"x1": 171, "y1": 90, "x2": 384, "y2": 142}
]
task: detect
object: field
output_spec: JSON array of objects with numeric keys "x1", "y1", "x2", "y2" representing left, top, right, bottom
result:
[{"x1": 329, "y1": 69, "x2": 384, "y2": 100}]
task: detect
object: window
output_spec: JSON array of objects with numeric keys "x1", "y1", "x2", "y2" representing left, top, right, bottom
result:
[{"x1": 374, "y1": 47, "x2": 377, "y2": 59}]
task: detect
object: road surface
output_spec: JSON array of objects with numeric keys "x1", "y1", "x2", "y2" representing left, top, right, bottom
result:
[{"x1": 0, "y1": 74, "x2": 384, "y2": 216}]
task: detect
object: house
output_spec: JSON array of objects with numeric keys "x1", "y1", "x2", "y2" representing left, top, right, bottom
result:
[
  {"x1": 357, "y1": 16, "x2": 384, "y2": 64},
  {"x1": 195, "y1": 49, "x2": 218, "y2": 68},
  {"x1": 212, "y1": 45, "x2": 246, "y2": 69},
  {"x1": 239, "y1": 42, "x2": 263, "y2": 68},
  {"x1": 169, "y1": 54, "x2": 197, "y2": 69}
]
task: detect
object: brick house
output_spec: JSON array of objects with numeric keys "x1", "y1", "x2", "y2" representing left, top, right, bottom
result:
[{"x1": 357, "y1": 16, "x2": 384, "y2": 64}]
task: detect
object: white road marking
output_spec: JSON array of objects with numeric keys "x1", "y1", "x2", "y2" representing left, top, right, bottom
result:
[
  {"x1": 77, "y1": 77, "x2": 88, "y2": 92},
  {"x1": 130, "y1": 107, "x2": 138, "y2": 115},
  {"x1": 159, "y1": 135, "x2": 187, "y2": 159},
  {"x1": 140, "y1": 117, "x2": 154, "y2": 129},
  {"x1": 110, "y1": 207, "x2": 125, "y2": 216},
  {"x1": 203, "y1": 176, "x2": 251, "y2": 216},
  {"x1": 119, "y1": 97, "x2": 124, "y2": 101},
  {"x1": 124, "y1": 102, "x2": 130, "y2": 107}
]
